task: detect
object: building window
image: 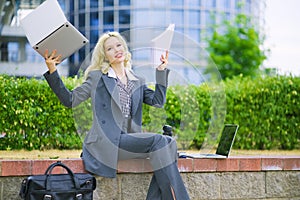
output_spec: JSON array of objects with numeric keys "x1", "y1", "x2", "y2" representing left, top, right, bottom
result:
[
  {"x1": 79, "y1": 0, "x2": 85, "y2": 9},
  {"x1": 119, "y1": 0, "x2": 130, "y2": 6},
  {"x1": 26, "y1": 43, "x2": 42, "y2": 62},
  {"x1": 90, "y1": 0, "x2": 98, "y2": 8},
  {"x1": 219, "y1": 0, "x2": 231, "y2": 10},
  {"x1": 151, "y1": 10, "x2": 166, "y2": 26},
  {"x1": 69, "y1": 1, "x2": 74, "y2": 23},
  {"x1": 104, "y1": 10, "x2": 114, "y2": 25},
  {"x1": 245, "y1": 0, "x2": 251, "y2": 13},
  {"x1": 104, "y1": 27, "x2": 114, "y2": 33},
  {"x1": 104, "y1": 0, "x2": 114, "y2": 7},
  {"x1": 171, "y1": 0, "x2": 183, "y2": 6},
  {"x1": 134, "y1": 0, "x2": 150, "y2": 8},
  {"x1": 79, "y1": 48, "x2": 85, "y2": 62},
  {"x1": 6, "y1": 42, "x2": 23, "y2": 62},
  {"x1": 134, "y1": 10, "x2": 149, "y2": 26},
  {"x1": 187, "y1": 29, "x2": 201, "y2": 42},
  {"x1": 119, "y1": 10, "x2": 130, "y2": 25},
  {"x1": 69, "y1": 0, "x2": 74, "y2": 11},
  {"x1": 171, "y1": 10, "x2": 184, "y2": 26},
  {"x1": 90, "y1": 29, "x2": 99, "y2": 44},
  {"x1": 58, "y1": 0, "x2": 65, "y2": 10},
  {"x1": 205, "y1": 11, "x2": 215, "y2": 26},
  {"x1": 187, "y1": 0, "x2": 200, "y2": 7},
  {"x1": 79, "y1": 13, "x2": 85, "y2": 28},
  {"x1": 202, "y1": 0, "x2": 216, "y2": 8},
  {"x1": 151, "y1": 0, "x2": 166, "y2": 7},
  {"x1": 90, "y1": 12, "x2": 98, "y2": 26},
  {"x1": 189, "y1": 10, "x2": 201, "y2": 26}
]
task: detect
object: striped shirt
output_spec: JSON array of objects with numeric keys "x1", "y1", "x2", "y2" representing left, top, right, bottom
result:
[
  {"x1": 116, "y1": 77, "x2": 134, "y2": 117},
  {"x1": 108, "y1": 68, "x2": 138, "y2": 118}
]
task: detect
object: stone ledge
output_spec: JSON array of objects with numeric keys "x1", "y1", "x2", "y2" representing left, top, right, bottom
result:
[{"x1": 0, "y1": 156, "x2": 299, "y2": 177}]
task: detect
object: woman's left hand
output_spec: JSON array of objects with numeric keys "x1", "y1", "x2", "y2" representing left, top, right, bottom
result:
[{"x1": 157, "y1": 50, "x2": 169, "y2": 71}]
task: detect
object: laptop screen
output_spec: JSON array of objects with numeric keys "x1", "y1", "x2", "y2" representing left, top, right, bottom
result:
[{"x1": 216, "y1": 124, "x2": 239, "y2": 156}]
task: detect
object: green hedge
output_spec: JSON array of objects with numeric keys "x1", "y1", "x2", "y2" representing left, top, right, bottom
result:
[
  {"x1": 225, "y1": 75, "x2": 300, "y2": 150},
  {"x1": 0, "y1": 75, "x2": 81, "y2": 150},
  {"x1": 0, "y1": 74, "x2": 299, "y2": 150}
]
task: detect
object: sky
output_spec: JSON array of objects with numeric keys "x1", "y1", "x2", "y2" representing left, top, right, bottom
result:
[{"x1": 264, "y1": 0, "x2": 300, "y2": 76}]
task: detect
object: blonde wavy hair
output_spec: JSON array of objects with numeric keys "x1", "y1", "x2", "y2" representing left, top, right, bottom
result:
[{"x1": 84, "y1": 32, "x2": 132, "y2": 78}]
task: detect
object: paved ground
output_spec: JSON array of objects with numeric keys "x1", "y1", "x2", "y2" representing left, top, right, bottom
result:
[{"x1": 0, "y1": 149, "x2": 299, "y2": 160}]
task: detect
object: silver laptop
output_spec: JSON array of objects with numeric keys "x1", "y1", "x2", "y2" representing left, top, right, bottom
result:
[
  {"x1": 20, "y1": 0, "x2": 88, "y2": 61},
  {"x1": 32, "y1": 21, "x2": 88, "y2": 61},
  {"x1": 178, "y1": 124, "x2": 239, "y2": 159}
]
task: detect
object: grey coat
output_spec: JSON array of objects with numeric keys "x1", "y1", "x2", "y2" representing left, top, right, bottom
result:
[{"x1": 44, "y1": 68, "x2": 170, "y2": 177}]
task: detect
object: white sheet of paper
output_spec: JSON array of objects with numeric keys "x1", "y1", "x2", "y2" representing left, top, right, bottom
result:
[
  {"x1": 151, "y1": 24, "x2": 175, "y2": 67},
  {"x1": 20, "y1": 0, "x2": 67, "y2": 46}
]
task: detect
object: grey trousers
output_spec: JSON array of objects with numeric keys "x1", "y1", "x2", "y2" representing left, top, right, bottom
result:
[{"x1": 118, "y1": 133, "x2": 190, "y2": 200}]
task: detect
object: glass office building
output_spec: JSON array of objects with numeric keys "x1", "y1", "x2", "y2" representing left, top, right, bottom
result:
[
  {"x1": 60, "y1": 0, "x2": 265, "y2": 81},
  {"x1": 0, "y1": 0, "x2": 265, "y2": 80}
]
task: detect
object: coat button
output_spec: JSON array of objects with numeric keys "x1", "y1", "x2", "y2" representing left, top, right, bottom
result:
[{"x1": 101, "y1": 120, "x2": 105, "y2": 124}]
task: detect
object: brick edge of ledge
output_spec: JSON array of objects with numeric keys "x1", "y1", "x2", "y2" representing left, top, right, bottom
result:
[{"x1": 0, "y1": 157, "x2": 300, "y2": 177}]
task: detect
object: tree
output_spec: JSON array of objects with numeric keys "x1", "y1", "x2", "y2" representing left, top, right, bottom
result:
[{"x1": 207, "y1": 13, "x2": 267, "y2": 79}]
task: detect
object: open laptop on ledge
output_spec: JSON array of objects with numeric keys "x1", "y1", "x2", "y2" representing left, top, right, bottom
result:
[{"x1": 178, "y1": 124, "x2": 239, "y2": 159}]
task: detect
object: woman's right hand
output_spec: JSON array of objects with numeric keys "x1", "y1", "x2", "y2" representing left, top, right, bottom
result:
[{"x1": 44, "y1": 49, "x2": 62, "y2": 74}]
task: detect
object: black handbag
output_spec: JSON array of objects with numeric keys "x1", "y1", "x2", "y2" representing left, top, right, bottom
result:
[{"x1": 19, "y1": 161, "x2": 96, "y2": 200}]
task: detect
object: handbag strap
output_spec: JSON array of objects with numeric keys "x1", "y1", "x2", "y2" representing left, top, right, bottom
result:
[{"x1": 44, "y1": 161, "x2": 80, "y2": 190}]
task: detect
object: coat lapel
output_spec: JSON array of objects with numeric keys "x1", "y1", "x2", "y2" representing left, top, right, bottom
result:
[
  {"x1": 126, "y1": 70, "x2": 142, "y2": 116},
  {"x1": 102, "y1": 75, "x2": 122, "y2": 111},
  {"x1": 131, "y1": 79, "x2": 142, "y2": 116},
  {"x1": 102, "y1": 71, "x2": 142, "y2": 117}
]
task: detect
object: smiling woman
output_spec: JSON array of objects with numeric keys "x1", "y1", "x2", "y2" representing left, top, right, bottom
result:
[{"x1": 42, "y1": 31, "x2": 190, "y2": 199}]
